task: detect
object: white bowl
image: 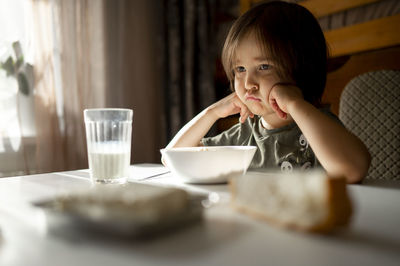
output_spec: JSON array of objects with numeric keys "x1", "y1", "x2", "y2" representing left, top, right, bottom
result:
[{"x1": 160, "y1": 146, "x2": 257, "y2": 184}]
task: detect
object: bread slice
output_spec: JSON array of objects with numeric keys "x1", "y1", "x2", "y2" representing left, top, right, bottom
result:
[
  {"x1": 53, "y1": 182, "x2": 190, "y2": 225},
  {"x1": 229, "y1": 171, "x2": 352, "y2": 233},
  {"x1": 34, "y1": 183, "x2": 206, "y2": 237}
]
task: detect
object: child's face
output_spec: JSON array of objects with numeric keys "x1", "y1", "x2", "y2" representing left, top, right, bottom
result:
[{"x1": 233, "y1": 33, "x2": 281, "y2": 119}]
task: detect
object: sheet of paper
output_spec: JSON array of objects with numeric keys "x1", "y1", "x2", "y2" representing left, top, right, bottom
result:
[{"x1": 128, "y1": 163, "x2": 170, "y2": 181}]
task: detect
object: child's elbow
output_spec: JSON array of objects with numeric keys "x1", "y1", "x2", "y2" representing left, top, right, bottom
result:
[{"x1": 346, "y1": 150, "x2": 371, "y2": 184}]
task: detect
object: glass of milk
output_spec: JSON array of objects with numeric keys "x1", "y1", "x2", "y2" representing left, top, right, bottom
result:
[{"x1": 84, "y1": 108, "x2": 133, "y2": 184}]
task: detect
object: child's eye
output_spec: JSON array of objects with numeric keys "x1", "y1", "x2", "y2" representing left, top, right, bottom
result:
[
  {"x1": 259, "y1": 64, "x2": 271, "y2": 70},
  {"x1": 235, "y1": 66, "x2": 246, "y2": 73}
]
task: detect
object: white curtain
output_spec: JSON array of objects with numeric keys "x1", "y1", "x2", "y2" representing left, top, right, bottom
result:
[
  {"x1": 0, "y1": 0, "x2": 164, "y2": 177},
  {"x1": 28, "y1": 0, "x2": 107, "y2": 174}
]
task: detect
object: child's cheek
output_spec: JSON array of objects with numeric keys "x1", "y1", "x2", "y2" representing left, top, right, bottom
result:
[{"x1": 234, "y1": 80, "x2": 246, "y2": 95}]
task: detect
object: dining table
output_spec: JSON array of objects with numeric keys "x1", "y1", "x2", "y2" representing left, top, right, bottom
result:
[{"x1": 0, "y1": 163, "x2": 399, "y2": 266}]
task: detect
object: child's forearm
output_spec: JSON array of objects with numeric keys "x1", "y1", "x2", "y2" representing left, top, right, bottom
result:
[
  {"x1": 287, "y1": 100, "x2": 371, "y2": 183},
  {"x1": 166, "y1": 107, "x2": 219, "y2": 148}
]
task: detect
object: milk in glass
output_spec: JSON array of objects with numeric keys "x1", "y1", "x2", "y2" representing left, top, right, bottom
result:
[{"x1": 88, "y1": 141, "x2": 131, "y2": 183}]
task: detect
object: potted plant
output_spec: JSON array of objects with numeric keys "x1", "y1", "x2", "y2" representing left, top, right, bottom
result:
[
  {"x1": 0, "y1": 41, "x2": 35, "y2": 137},
  {"x1": 0, "y1": 41, "x2": 35, "y2": 176},
  {"x1": 1, "y1": 41, "x2": 32, "y2": 95}
]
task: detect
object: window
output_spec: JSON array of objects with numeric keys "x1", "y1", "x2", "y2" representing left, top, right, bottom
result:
[{"x1": 0, "y1": 0, "x2": 35, "y2": 176}]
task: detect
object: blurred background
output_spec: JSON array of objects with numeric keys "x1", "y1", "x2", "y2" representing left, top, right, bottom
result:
[
  {"x1": 0, "y1": 0, "x2": 239, "y2": 177},
  {"x1": 0, "y1": 0, "x2": 399, "y2": 177}
]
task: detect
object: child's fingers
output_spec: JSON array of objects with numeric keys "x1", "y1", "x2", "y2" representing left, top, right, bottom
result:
[
  {"x1": 240, "y1": 112, "x2": 248, "y2": 123},
  {"x1": 240, "y1": 109, "x2": 255, "y2": 123},
  {"x1": 239, "y1": 108, "x2": 247, "y2": 123},
  {"x1": 268, "y1": 85, "x2": 288, "y2": 120},
  {"x1": 270, "y1": 99, "x2": 287, "y2": 119},
  {"x1": 236, "y1": 102, "x2": 253, "y2": 123}
]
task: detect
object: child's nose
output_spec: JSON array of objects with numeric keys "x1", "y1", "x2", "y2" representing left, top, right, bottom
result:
[{"x1": 245, "y1": 73, "x2": 258, "y2": 91}]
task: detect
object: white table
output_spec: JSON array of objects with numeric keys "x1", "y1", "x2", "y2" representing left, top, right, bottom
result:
[{"x1": 0, "y1": 164, "x2": 399, "y2": 266}]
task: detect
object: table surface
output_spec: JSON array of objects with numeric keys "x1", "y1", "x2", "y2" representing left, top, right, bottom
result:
[{"x1": 0, "y1": 164, "x2": 399, "y2": 266}]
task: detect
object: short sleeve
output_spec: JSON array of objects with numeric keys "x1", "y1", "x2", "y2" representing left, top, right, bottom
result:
[{"x1": 202, "y1": 123, "x2": 242, "y2": 146}]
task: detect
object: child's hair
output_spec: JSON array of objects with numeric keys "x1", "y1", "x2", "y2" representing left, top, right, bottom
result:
[{"x1": 221, "y1": 1, "x2": 328, "y2": 105}]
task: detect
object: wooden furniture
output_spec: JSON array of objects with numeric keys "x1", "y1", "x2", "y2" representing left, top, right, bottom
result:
[
  {"x1": 238, "y1": 0, "x2": 400, "y2": 115},
  {"x1": 0, "y1": 164, "x2": 400, "y2": 266}
]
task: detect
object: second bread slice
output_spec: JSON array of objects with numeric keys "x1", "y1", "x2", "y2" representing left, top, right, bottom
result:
[{"x1": 229, "y1": 171, "x2": 352, "y2": 233}]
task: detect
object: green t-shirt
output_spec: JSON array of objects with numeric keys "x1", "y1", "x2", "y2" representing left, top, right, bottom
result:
[{"x1": 202, "y1": 110, "x2": 341, "y2": 173}]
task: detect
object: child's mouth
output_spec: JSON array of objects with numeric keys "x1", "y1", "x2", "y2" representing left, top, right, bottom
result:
[{"x1": 246, "y1": 96, "x2": 261, "y2": 102}]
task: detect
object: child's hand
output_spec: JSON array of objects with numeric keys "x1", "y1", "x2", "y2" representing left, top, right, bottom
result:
[
  {"x1": 210, "y1": 92, "x2": 254, "y2": 123},
  {"x1": 268, "y1": 83, "x2": 303, "y2": 119}
]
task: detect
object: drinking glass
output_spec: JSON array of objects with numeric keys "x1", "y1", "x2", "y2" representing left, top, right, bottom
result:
[{"x1": 84, "y1": 108, "x2": 133, "y2": 184}]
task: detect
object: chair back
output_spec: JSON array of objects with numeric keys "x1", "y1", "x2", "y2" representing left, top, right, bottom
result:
[{"x1": 339, "y1": 70, "x2": 400, "y2": 183}]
